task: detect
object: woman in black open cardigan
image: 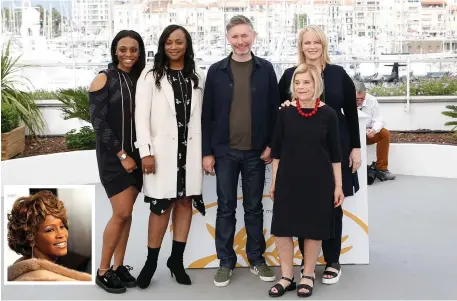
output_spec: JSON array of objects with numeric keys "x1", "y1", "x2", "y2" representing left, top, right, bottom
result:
[{"x1": 278, "y1": 25, "x2": 361, "y2": 285}]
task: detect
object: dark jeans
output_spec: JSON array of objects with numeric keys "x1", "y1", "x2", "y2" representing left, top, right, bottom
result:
[
  {"x1": 298, "y1": 205, "x2": 343, "y2": 264},
  {"x1": 214, "y1": 148, "x2": 266, "y2": 269}
]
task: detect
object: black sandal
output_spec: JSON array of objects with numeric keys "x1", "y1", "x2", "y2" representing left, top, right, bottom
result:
[
  {"x1": 322, "y1": 262, "x2": 341, "y2": 285},
  {"x1": 297, "y1": 275, "x2": 315, "y2": 298},
  {"x1": 268, "y1": 276, "x2": 296, "y2": 297}
]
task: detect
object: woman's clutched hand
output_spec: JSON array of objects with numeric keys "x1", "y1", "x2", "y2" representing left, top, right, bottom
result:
[
  {"x1": 142, "y1": 155, "x2": 156, "y2": 175},
  {"x1": 349, "y1": 148, "x2": 361, "y2": 173},
  {"x1": 121, "y1": 156, "x2": 137, "y2": 173},
  {"x1": 334, "y1": 186, "x2": 344, "y2": 208}
]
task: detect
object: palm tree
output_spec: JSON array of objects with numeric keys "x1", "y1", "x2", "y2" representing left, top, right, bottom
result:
[
  {"x1": 1, "y1": 40, "x2": 44, "y2": 135},
  {"x1": 442, "y1": 105, "x2": 457, "y2": 136},
  {"x1": 55, "y1": 88, "x2": 90, "y2": 123}
]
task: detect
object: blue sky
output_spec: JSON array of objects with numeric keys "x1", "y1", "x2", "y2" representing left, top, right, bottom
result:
[{"x1": 2, "y1": 0, "x2": 72, "y2": 17}]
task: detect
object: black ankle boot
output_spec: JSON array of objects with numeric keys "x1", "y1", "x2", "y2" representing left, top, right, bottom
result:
[
  {"x1": 137, "y1": 247, "x2": 160, "y2": 289},
  {"x1": 167, "y1": 240, "x2": 191, "y2": 285}
]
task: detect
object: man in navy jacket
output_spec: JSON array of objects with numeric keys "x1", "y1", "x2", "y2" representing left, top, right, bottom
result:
[{"x1": 202, "y1": 15, "x2": 279, "y2": 287}]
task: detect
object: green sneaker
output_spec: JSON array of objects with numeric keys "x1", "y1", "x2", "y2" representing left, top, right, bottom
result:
[
  {"x1": 213, "y1": 267, "x2": 233, "y2": 287},
  {"x1": 250, "y1": 263, "x2": 276, "y2": 281}
]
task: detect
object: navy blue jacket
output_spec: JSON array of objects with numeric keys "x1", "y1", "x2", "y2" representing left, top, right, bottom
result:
[{"x1": 202, "y1": 53, "x2": 279, "y2": 157}]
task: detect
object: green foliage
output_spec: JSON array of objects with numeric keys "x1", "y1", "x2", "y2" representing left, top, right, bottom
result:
[
  {"x1": 1, "y1": 103, "x2": 20, "y2": 133},
  {"x1": 65, "y1": 126, "x2": 96, "y2": 150},
  {"x1": 56, "y1": 87, "x2": 94, "y2": 151},
  {"x1": 2, "y1": 8, "x2": 10, "y2": 22},
  {"x1": 55, "y1": 87, "x2": 90, "y2": 123},
  {"x1": 34, "y1": 5, "x2": 65, "y2": 36},
  {"x1": 295, "y1": 13, "x2": 308, "y2": 29},
  {"x1": 442, "y1": 105, "x2": 457, "y2": 136},
  {"x1": 1, "y1": 40, "x2": 44, "y2": 136},
  {"x1": 369, "y1": 77, "x2": 457, "y2": 97},
  {"x1": 30, "y1": 89, "x2": 57, "y2": 100}
]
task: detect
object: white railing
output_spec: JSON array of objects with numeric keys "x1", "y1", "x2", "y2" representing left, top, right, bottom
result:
[{"x1": 16, "y1": 57, "x2": 457, "y2": 114}]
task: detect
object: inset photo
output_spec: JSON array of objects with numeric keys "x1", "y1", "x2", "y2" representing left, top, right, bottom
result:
[{"x1": 3, "y1": 185, "x2": 95, "y2": 284}]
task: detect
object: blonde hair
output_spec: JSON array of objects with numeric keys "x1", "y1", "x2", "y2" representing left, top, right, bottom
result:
[
  {"x1": 290, "y1": 63, "x2": 324, "y2": 101},
  {"x1": 297, "y1": 25, "x2": 331, "y2": 66}
]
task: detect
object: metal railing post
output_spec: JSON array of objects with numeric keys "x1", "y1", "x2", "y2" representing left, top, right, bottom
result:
[
  {"x1": 405, "y1": 57, "x2": 411, "y2": 112},
  {"x1": 73, "y1": 58, "x2": 77, "y2": 90}
]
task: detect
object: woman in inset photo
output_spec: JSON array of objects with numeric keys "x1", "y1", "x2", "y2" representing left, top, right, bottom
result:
[{"x1": 7, "y1": 190, "x2": 92, "y2": 282}]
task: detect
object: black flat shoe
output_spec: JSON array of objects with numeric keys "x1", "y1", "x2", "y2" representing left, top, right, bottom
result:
[
  {"x1": 297, "y1": 275, "x2": 315, "y2": 298},
  {"x1": 268, "y1": 276, "x2": 296, "y2": 297},
  {"x1": 96, "y1": 268, "x2": 126, "y2": 294},
  {"x1": 114, "y1": 265, "x2": 137, "y2": 288}
]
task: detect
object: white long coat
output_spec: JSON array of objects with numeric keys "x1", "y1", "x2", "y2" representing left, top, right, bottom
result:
[{"x1": 134, "y1": 66, "x2": 205, "y2": 199}]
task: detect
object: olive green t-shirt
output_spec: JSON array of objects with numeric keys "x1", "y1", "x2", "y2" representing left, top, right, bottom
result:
[{"x1": 229, "y1": 58, "x2": 253, "y2": 150}]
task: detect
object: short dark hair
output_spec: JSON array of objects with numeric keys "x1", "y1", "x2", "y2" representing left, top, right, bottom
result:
[{"x1": 226, "y1": 15, "x2": 254, "y2": 32}]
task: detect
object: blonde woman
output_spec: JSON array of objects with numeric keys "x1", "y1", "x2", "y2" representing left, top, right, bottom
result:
[
  {"x1": 269, "y1": 64, "x2": 344, "y2": 298},
  {"x1": 278, "y1": 25, "x2": 361, "y2": 284}
]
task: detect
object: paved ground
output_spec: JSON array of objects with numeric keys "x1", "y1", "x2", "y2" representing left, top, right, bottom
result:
[{"x1": 2, "y1": 175, "x2": 456, "y2": 300}]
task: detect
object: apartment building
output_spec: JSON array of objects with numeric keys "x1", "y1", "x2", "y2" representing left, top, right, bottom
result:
[
  {"x1": 352, "y1": 0, "x2": 381, "y2": 37},
  {"x1": 112, "y1": 0, "x2": 145, "y2": 35},
  {"x1": 72, "y1": 0, "x2": 110, "y2": 34},
  {"x1": 383, "y1": 0, "x2": 456, "y2": 53},
  {"x1": 71, "y1": 0, "x2": 457, "y2": 55},
  {"x1": 140, "y1": 0, "x2": 302, "y2": 56}
]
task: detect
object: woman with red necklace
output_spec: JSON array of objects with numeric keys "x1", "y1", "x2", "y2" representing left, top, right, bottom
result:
[
  {"x1": 268, "y1": 63, "x2": 344, "y2": 298},
  {"x1": 279, "y1": 25, "x2": 361, "y2": 286}
]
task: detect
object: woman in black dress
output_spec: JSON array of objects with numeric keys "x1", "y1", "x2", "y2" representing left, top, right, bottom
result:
[
  {"x1": 89, "y1": 30, "x2": 146, "y2": 294},
  {"x1": 278, "y1": 25, "x2": 361, "y2": 284},
  {"x1": 134, "y1": 25, "x2": 206, "y2": 288},
  {"x1": 269, "y1": 64, "x2": 344, "y2": 298}
]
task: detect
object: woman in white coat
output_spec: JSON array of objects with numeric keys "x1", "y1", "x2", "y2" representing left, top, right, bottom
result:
[{"x1": 134, "y1": 25, "x2": 206, "y2": 289}]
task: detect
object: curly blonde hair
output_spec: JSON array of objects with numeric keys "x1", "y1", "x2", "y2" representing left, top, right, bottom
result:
[{"x1": 7, "y1": 190, "x2": 69, "y2": 257}]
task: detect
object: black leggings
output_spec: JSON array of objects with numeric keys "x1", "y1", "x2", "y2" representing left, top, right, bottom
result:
[{"x1": 298, "y1": 205, "x2": 343, "y2": 264}]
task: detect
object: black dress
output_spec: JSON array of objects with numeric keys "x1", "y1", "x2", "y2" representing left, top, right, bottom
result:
[
  {"x1": 270, "y1": 105, "x2": 341, "y2": 239},
  {"x1": 144, "y1": 69, "x2": 205, "y2": 216},
  {"x1": 279, "y1": 64, "x2": 360, "y2": 197},
  {"x1": 89, "y1": 63, "x2": 143, "y2": 198}
]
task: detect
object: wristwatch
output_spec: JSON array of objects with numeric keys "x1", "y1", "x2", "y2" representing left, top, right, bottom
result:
[{"x1": 119, "y1": 153, "x2": 127, "y2": 161}]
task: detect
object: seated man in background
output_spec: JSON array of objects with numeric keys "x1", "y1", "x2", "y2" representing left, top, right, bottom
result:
[{"x1": 355, "y1": 82, "x2": 396, "y2": 181}]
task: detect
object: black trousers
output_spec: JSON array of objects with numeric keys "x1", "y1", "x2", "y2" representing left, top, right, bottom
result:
[{"x1": 298, "y1": 205, "x2": 343, "y2": 264}]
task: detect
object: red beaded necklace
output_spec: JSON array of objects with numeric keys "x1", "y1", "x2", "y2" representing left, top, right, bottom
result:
[{"x1": 296, "y1": 98, "x2": 321, "y2": 118}]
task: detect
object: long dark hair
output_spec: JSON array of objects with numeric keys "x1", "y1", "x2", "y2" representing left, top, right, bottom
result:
[
  {"x1": 110, "y1": 30, "x2": 146, "y2": 80},
  {"x1": 151, "y1": 25, "x2": 199, "y2": 90}
]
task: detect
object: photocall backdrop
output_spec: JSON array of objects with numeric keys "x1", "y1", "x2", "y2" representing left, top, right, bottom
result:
[{"x1": 173, "y1": 113, "x2": 370, "y2": 268}]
